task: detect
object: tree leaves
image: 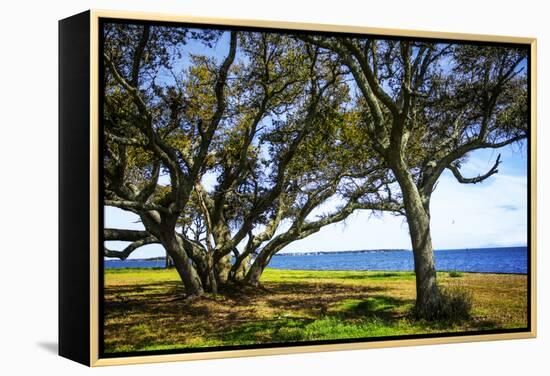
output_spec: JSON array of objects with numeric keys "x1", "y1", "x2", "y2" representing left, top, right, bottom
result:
[{"x1": 103, "y1": 23, "x2": 528, "y2": 268}]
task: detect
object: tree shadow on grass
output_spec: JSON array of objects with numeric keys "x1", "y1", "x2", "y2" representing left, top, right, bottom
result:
[
  {"x1": 335, "y1": 295, "x2": 410, "y2": 321},
  {"x1": 262, "y1": 282, "x2": 387, "y2": 315},
  {"x1": 216, "y1": 294, "x2": 414, "y2": 345},
  {"x1": 216, "y1": 293, "x2": 498, "y2": 346},
  {"x1": 103, "y1": 276, "x2": 509, "y2": 352},
  {"x1": 105, "y1": 282, "x2": 213, "y2": 322},
  {"x1": 219, "y1": 317, "x2": 313, "y2": 344}
]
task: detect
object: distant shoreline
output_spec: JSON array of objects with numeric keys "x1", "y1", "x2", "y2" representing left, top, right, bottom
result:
[
  {"x1": 275, "y1": 245, "x2": 527, "y2": 257},
  {"x1": 105, "y1": 245, "x2": 528, "y2": 262}
]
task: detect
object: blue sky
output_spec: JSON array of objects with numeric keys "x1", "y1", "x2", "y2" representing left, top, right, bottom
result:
[
  {"x1": 104, "y1": 28, "x2": 528, "y2": 258},
  {"x1": 104, "y1": 142, "x2": 528, "y2": 258}
]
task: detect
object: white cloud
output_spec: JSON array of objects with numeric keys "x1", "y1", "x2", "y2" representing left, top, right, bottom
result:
[
  {"x1": 278, "y1": 170, "x2": 527, "y2": 253},
  {"x1": 428, "y1": 171, "x2": 527, "y2": 249}
]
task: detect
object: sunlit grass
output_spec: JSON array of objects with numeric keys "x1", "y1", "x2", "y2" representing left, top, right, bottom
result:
[{"x1": 103, "y1": 268, "x2": 528, "y2": 353}]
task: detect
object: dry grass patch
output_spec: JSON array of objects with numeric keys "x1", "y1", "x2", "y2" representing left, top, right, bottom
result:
[{"x1": 103, "y1": 268, "x2": 528, "y2": 353}]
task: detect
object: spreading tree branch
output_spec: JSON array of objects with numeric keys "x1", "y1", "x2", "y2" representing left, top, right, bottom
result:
[
  {"x1": 448, "y1": 154, "x2": 501, "y2": 184},
  {"x1": 130, "y1": 25, "x2": 150, "y2": 87},
  {"x1": 104, "y1": 236, "x2": 159, "y2": 260},
  {"x1": 104, "y1": 199, "x2": 169, "y2": 213},
  {"x1": 104, "y1": 228, "x2": 151, "y2": 241}
]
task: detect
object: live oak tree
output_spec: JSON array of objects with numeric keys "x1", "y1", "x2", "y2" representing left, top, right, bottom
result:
[
  {"x1": 102, "y1": 26, "x2": 395, "y2": 296},
  {"x1": 103, "y1": 24, "x2": 240, "y2": 296},
  {"x1": 174, "y1": 32, "x2": 323, "y2": 290},
  {"x1": 102, "y1": 23, "x2": 528, "y2": 313},
  {"x1": 236, "y1": 108, "x2": 402, "y2": 286},
  {"x1": 188, "y1": 37, "x2": 401, "y2": 286},
  {"x1": 300, "y1": 35, "x2": 528, "y2": 318},
  {"x1": 207, "y1": 102, "x2": 400, "y2": 287}
]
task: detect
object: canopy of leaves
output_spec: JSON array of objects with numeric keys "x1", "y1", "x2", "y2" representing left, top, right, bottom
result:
[{"x1": 103, "y1": 22, "x2": 528, "y2": 261}]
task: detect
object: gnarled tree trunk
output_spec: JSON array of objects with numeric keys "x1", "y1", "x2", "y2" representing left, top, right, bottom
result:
[
  {"x1": 230, "y1": 253, "x2": 253, "y2": 282},
  {"x1": 165, "y1": 252, "x2": 174, "y2": 268},
  {"x1": 405, "y1": 203, "x2": 441, "y2": 318},
  {"x1": 193, "y1": 255, "x2": 217, "y2": 294},
  {"x1": 244, "y1": 255, "x2": 267, "y2": 286},
  {"x1": 393, "y1": 159, "x2": 442, "y2": 319},
  {"x1": 245, "y1": 245, "x2": 281, "y2": 286},
  {"x1": 159, "y1": 232, "x2": 204, "y2": 297},
  {"x1": 216, "y1": 254, "x2": 232, "y2": 285},
  {"x1": 205, "y1": 256, "x2": 219, "y2": 294}
]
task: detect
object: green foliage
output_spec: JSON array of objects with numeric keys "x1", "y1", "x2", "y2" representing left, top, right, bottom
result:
[
  {"x1": 102, "y1": 23, "x2": 529, "y2": 306},
  {"x1": 448, "y1": 271, "x2": 464, "y2": 278}
]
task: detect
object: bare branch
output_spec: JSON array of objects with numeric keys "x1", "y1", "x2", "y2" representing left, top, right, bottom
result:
[
  {"x1": 448, "y1": 154, "x2": 501, "y2": 184},
  {"x1": 130, "y1": 25, "x2": 150, "y2": 87},
  {"x1": 340, "y1": 38, "x2": 400, "y2": 117},
  {"x1": 480, "y1": 135, "x2": 526, "y2": 149},
  {"x1": 104, "y1": 236, "x2": 158, "y2": 260},
  {"x1": 104, "y1": 228, "x2": 151, "y2": 241},
  {"x1": 136, "y1": 161, "x2": 161, "y2": 202},
  {"x1": 105, "y1": 199, "x2": 169, "y2": 213}
]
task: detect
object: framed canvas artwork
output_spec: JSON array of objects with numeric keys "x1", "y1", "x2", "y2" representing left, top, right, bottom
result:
[{"x1": 59, "y1": 9, "x2": 537, "y2": 366}]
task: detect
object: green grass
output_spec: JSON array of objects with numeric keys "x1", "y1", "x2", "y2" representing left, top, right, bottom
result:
[
  {"x1": 448, "y1": 271, "x2": 464, "y2": 278},
  {"x1": 261, "y1": 269, "x2": 416, "y2": 282},
  {"x1": 103, "y1": 268, "x2": 528, "y2": 353}
]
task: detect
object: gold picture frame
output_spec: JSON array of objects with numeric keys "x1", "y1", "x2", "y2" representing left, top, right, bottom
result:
[{"x1": 59, "y1": 9, "x2": 537, "y2": 367}]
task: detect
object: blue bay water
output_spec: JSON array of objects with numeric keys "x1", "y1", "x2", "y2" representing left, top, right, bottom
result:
[
  {"x1": 105, "y1": 246, "x2": 527, "y2": 274},
  {"x1": 106, "y1": 258, "x2": 166, "y2": 269},
  {"x1": 269, "y1": 247, "x2": 527, "y2": 274}
]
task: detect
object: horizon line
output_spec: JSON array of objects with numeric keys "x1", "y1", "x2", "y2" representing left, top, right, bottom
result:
[{"x1": 104, "y1": 244, "x2": 528, "y2": 260}]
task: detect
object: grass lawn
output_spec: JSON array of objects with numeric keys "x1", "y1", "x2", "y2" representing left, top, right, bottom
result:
[{"x1": 103, "y1": 268, "x2": 528, "y2": 353}]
